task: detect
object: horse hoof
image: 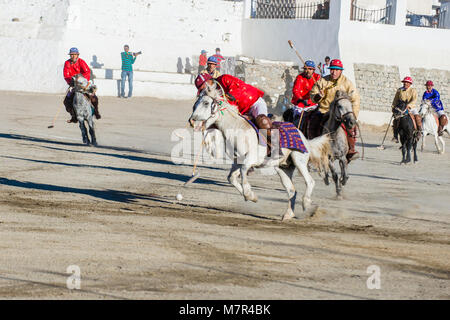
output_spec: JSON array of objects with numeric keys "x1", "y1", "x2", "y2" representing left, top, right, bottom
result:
[
  {"x1": 302, "y1": 198, "x2": 312, "y2": 211},
  {"x1": 244, "y1": 193, "x2": 258, "y2": 203},
  {"x1": 336, "y1": 194, "x2": 344, "y2": 200},
  {"x1": 281, "y1": 211, "x2": 295, "y2": 221}
]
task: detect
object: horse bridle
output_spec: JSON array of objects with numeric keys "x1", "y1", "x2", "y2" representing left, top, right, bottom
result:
[{"x1": 332, "y1": 98, "x2": 355, "y2": 124}]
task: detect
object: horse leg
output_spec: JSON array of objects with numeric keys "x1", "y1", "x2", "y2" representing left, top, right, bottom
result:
[
  {"x1": 274, "y1": 166, "x2": 297, "y2": 221},
  {"x1": 400, "y1": 141, "x2": 406, "y2": 164},
  {"x1": 434, "y1": 133, "x2": 442, "y2": 154},
  {"x1": 227, "y1": 163, "x2": 244, "y2": 195},
  {"x1": 405, "y1": 139, "x2": 412, "y2": 164},
  {"x1": 88, "y1": 117, "x2": 97, "y2": 146},
  {"x1": 421, "y1": 132, "x2": 426, "y2": 152},
  {"x1": 241, "y1": 164, "x2": 257, "y2": 202},
  {"x1": 323, "y1": 164, "x2": 330, "y2": 186},
  {"x1": 79, "y1": 120, "x2": 90, "y2": 145},
  {"x1": 291, "y1": 151, "x2": 315, "y2": 211},
  {"x1": 339, "y1": 157, "x2": 349, "y2": 186},
  {"x1": 439, "y1": 136, "x2": 445, "y2": 154},
  {"x1": 328, "y1": 160, "x2": 341, "y2": 197},
  {"x1": 413, "y1": 139, "x2": 418, "y2": 163}
]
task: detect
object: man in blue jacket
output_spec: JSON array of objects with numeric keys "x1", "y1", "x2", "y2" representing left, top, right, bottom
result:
[{"x1": 423, "y1": 80, "x2": 447, "y2": 135}]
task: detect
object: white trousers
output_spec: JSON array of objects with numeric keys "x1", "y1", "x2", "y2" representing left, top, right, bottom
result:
[{"x1": 247, "y1": 97, "x2": 268, "y2": 118}]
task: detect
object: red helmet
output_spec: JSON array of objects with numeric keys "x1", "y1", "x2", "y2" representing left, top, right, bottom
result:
[
  {"x1": 195, "y1": 73, "x2": 213, "y2": 94},
  {"x1": 402, "y1": 76, "x2": 413, "y2": 84},
  {"x1": 329, "y1": 59, "x2": 344, "y2": 70},
  {"x1": 425, "y1": 80, "x2": 434, "y2": 86}
]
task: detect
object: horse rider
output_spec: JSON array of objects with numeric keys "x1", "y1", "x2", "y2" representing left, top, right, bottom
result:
[
  {"x1": 310, "y1": 59, "x2": 361, "y2": 162},
  {"x1": 391, "y1": 76, "x2": 422, "y2": 142},
  {"x1": 63, "y1": 47, "x2": 101, "y2": 123},
  {"x1": 291, "y1": 60, "x2": 321, "y2": 137},
  {"x1": 423, "y1": 80, "x2": 448, "y2": 136},
  {"x1": 194, "y1": 73, "x2": 272, "y2": 148},
  {"x1": 200, "y1": 56, "x2": 221, "y2": 79}
]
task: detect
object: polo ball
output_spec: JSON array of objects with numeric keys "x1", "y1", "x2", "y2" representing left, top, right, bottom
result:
[{"x1": 176, "y1": 193, "x2": 183, "y2": 201}]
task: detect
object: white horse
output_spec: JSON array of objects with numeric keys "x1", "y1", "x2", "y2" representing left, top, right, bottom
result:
[
  {"x1": 189, "y1": 83, "x2": 331, "y2": 220},
  {"x1": 419, "y1": 100, "x2": 448, "y2": 154}
]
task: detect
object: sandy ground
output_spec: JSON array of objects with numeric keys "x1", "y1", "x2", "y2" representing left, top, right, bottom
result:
[{"x1": 0, "y1": 91, "x2": 449, "y2": 300}]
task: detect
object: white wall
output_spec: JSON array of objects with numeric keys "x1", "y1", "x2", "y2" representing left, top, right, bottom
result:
[
  {"x1": 242, "y1": 0, "x2": 450, "y2": 81},
  {"x1": 242, "y1": 0, "x2": 341, "y2": 67},
  {"x1": 0, "y1": 0, "x2": 69, "y2": 93},
  {"x1": 63, "y1": 0, "x2": 244, "y2": 72},
  {"x1": 0, "y1": 0, "x2": 244, "y2": 94}
]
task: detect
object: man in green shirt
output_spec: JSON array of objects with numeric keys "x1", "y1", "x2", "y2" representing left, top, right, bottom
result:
[{"x1": 120, "y1": 45, "x2": 141, "y2": 98}]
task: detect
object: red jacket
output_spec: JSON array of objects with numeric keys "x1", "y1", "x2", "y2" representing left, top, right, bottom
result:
[
  {"x1": 291, "y1": 72, "x2": 321, "y2": 107},
  {"x1": 213, "y1": 53, "x2": 225, "y2": 69},
  {"x1": 199, "y1": 54, "x2": 207, "y2": 67},
  {"x1": 63, "y1": 58, "x2": 90, "y2": 85},
  {"x1": 216, "y1": 75, "x2": 265, "y2": 115}
]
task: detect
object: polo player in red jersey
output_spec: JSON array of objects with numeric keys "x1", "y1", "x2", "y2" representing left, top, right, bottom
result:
[
  {"x1": 195, "y1": 73, "x2": 273, "y2": 151},
  {"x1": 63, "y1": 47, "x2": 101, "y2": 123},
  {"x1": 291, "y1": 60, "x2": 321, "y2": 137}
]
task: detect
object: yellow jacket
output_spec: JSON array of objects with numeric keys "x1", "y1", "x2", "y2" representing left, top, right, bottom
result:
[
  {"x1": 391, "y1": 86, "x2": 418, "y2": 111},
  {"x1": 200, "y1": 69, "x2": 221, "y2": 79},
  {"x1": 310, "y1": 74, "x2": 360, "y2": 117}
]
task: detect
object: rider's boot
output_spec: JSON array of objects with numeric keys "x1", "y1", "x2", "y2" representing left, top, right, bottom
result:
[
  {"x1": 438, "y1": 115, "x2": 448, "y2": 136},
  {"x1": 346, "y1": 127, "x2": 359, "y2": 163},
  {"x1": 256, "y1": 114, "x2": 273, "y2": 157},
  {"x1": 392, "y1": 118, "x2": 399, "y2": 143},
  {"x1": 91, "y1": 94, "x2": 101, "y2": 120},
  {"x1": 64, "y1": 94, "x2": 77, "y2": 123},
  {"x1": 414, "y1": 114, "x2": 423, "y2": 138}
]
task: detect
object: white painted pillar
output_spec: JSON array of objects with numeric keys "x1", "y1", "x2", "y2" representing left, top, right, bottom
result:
[
  {"x1": 329, "y1": 0, "x2": 348, "y2": 24},
  {"x1": 394, "y1": 0, "x2": 407, "y2": 27},
  {"x1": 243, "y1": 0, "x2": 252, "y2": 19}
]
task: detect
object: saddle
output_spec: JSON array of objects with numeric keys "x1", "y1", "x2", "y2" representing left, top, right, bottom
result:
[{"x1": 242, "y1": 115, "x2": 307, "y2": 154}]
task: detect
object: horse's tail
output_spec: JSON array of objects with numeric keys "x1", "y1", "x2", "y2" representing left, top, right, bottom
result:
[{"x1": 307, "y1": 134, "x2": 331, "y2": 173}]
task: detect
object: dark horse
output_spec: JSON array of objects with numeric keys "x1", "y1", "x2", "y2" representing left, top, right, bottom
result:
[{"x1": 393, "y1": 101, "x2": 418, "y2": 164}]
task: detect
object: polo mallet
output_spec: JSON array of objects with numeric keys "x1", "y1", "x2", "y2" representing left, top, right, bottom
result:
[
  {"x1": 48, "y1": 87, "x2": 70, "y2": 129},
  {"x1": 184, "y1": 135, "x2": 204, "y2": 187},
  {"x1": 377, "y1": 115, "x2": 394, "y2": 150},
  {"x1": 288, "y1": 40, "x2": 319, "y2": 131},
  {"x1": 47, "y1": 107, "x2": 62, "y2": 129}
]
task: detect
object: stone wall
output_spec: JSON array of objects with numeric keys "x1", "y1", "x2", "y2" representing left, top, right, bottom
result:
[
  {"x1": 236, "y1": 57, "x2": 300, "y2": 115},
  {"x1": 410, "y1": 68, "x2": 450, "y2": 109},
  {"x1": 354, "y1": 63, "x2": 401, "y2": 112}
]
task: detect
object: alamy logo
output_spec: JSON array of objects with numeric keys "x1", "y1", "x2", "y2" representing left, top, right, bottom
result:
[
  {"x1": 66, "y1": 265, "x2": 81, "y2": 290},
  {"x1": 366, "y1": 265, "x2": 381, "y2": 289}
]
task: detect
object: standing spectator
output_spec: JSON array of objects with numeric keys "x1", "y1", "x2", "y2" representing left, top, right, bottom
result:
[
  {"x1": 323, "y1": 1, "x2": 330, "y2": 19},
  {"x1": 312, "y1": 4, "x2": 324, "y2": 19},
  {"x1": 320, "y1": 56, "x2": 331, "y2": 77},
  {"x1": 213, "y1": 48, "x2": 225, "y2": 72},
  {"x1": 432, "y1": 8, "x2": 440, "y2": 28},
  {"x1": 120, "y1": 44, "x2": 141, "y2": 98},
  {"x1": 198, "y1": 50, "x2": 207, "y2": 74}
]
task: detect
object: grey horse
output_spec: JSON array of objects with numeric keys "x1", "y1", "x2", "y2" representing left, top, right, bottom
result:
[
  {"x1": 72, "y1": 74, "x2": 97, "y2": 146},
  {"x1": 322, "y1": 91, "x2": 358, "y2": 198}
]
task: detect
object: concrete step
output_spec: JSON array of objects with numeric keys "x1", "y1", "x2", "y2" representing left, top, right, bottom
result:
[
  {"x1": 94, "y1": 78, "x2": 195, "y2": 100},
  {"x1": 91, "y1": 68, "x2": 194, "y2": 84}
]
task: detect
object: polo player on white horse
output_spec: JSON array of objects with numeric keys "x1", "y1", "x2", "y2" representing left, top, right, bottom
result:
[{"x1": 63, "y1": 47, "x2": 101, "y2": 123}]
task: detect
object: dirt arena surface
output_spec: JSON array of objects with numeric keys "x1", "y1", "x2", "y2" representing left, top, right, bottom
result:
[{"x1": 0, "y1": 91, "x2": 449, "y2": 299}]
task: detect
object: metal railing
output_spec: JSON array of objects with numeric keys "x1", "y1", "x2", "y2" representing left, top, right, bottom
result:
[
  {"x1": 350, "y1": 2, "x2": 393, "y2": 24},
  {"x1": 251, "y1": 0, "x2": 330, "y2": 20},
  {"x1": 406, "y1": 9, "x2": 448, "y2": 29}
]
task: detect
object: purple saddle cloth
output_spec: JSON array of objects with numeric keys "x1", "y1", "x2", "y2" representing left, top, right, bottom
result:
[{"x1": 244, "y1": 117, "x2": 307, "y2": 153}]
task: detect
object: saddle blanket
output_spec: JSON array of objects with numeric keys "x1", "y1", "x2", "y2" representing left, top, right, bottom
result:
[{"x1": 244, "y1": 117, "x2": 307, "y2": 153}]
